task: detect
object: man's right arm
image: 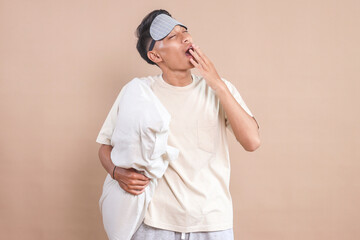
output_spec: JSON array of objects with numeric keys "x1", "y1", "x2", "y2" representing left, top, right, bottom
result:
[{"x1": 98, "y1": 144, "x2": 150, "y2": 195}]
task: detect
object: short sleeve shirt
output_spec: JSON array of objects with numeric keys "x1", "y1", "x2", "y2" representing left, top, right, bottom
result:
[{"x1": 96, "y1": 73, "x2": 256, "y2": 232}]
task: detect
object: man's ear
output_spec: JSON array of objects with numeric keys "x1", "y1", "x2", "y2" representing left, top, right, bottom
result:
[{"x1": 147, "y1": 50, "x2": 162, "y2": 64}]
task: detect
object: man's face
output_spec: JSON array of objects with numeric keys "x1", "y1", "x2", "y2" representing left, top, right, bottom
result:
[{"x1": 147, "y1": 25, "x2": 194, "y2": 70}]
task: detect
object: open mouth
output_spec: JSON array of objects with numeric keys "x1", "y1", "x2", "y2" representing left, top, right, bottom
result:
[{"x1": 185, "y1": 46, "x2": 194, "y2": 56}]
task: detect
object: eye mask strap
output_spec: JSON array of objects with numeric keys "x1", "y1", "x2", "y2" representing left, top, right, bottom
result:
[{"x1": 149, "y1": 39, "x2": 156, "y2": 51}]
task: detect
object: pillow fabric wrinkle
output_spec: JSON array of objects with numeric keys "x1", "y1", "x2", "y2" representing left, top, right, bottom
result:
[
  {"x1": 151, "y1": 131, "x2": 169, "y2": 159},
  {"x1": 99, "y1": 77, "x2": 179, "y2": 240}
]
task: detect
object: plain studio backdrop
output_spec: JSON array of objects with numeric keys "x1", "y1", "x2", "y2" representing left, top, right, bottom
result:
[{"x1": 0, "y1": 0, "x2": 359, "y2": 239}]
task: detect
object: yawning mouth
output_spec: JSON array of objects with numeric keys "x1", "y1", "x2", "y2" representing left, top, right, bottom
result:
[{"x1": 185, "y1": 46, "x2": 194, "y2": 56}]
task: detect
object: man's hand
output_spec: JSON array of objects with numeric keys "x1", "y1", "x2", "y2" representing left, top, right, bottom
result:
[
  {"x1": 98, "y1": 144, "x2": 150, "y2": 195},
  {"x1": 189, "y1": 43, "x2": 226, "y2": 92},
  {"x1": 188, "y1": 45, "x2": 260, "y2": 151},
  {"x1": 114, "y1": 167, "x2": 150, "y2": 195}
]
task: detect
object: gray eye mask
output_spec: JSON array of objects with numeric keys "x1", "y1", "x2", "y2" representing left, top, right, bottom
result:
[{"x1": 148, "y1": 14, "x2": 187, "y2": 51}]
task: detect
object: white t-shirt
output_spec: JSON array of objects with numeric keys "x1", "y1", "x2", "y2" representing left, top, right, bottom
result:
[{"x1": 96, "y1": 73, "x2": 255, "y2": 233}]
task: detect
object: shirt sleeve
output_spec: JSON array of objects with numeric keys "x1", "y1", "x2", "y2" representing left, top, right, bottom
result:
[
  {"x1": 221, "y1": 78, "x2": 259, "y2": 135},
  {"x1": 95, "y1": 84, "x2": 129, "y2": 145}
]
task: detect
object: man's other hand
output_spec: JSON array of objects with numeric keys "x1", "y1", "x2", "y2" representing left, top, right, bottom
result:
[{"x1": 114, "y1": 167, "x2": 150, "y2": 195}]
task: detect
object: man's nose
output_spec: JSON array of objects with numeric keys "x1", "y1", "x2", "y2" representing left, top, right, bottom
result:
[
  {"x1": 182, "y1": 32, "x2": 190, "y2": 41},
  {"x1": 183, "y1": 36, "x2": 191, "y2": 44}
]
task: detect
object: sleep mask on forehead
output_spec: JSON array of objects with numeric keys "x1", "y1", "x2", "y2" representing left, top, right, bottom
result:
[{"x1": 148, "y1": 14, "x2": 187, "y2": 51}]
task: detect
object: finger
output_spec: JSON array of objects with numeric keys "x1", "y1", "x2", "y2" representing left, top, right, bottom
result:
[
  {"x1": 129, "y1": 188, "x2": 145, "y2": 195},
  {"x1": 128, "y1": 184, "x2": 147, "y2": 191},
  {"x1": 192, "y1": 44, "x2": 210, "y2": 65},
  {"x1": 119, "y1": 181, "x2": 146, "y2": 195},
  {"x1": 118, "y1": 175, "x2": 149, "y2": 188},
  {"x1": 128, "y1": 180, "x2": 150, "y2": 191},
  {"x1": 133, "y1": 188, "x2": 146, "y2": 195},
  {"x1": 189, "y1": 57, "x2": 200, "y2": 68},
  {"x1": 127, "y1": 184, "x2": 146, "y2": 195},
  {"x1": 129, "y1": 169, "x2": 150, "y2": 181},
  {"x1": 128, "y1": 179, "x2": 150, "y2": 187},
  {"x1": 115, "y1": 167, "x2": 149, "y2": 182},
  {"x1": 189, "y1": 48, "x2": 205, "y2": 68},
  {"x1": 192, "y1": 44, "x2": 209, "y2": 66},
  {"x1": 118, "y1": 181, "x2": 132, "y2": 193}
]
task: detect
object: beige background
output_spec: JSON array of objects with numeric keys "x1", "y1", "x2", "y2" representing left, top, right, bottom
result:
[{"x1": 1, "y1": 0, "x2": 359, "y2": 239}]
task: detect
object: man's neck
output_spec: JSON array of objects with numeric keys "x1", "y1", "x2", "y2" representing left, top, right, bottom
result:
[{"x1": 162, "y1": 70, "x2": 192, "y2": 87}]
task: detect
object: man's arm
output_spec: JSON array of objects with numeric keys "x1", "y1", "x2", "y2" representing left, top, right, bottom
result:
[
  {"x1": 215, "y1": 83, "x2": 260, "y2": 152},
  {"x1": 98, "y1": 144, "x2": 150, "y2": 195},
  {"x1": 186, "y1": 43, "x2": 260, "y2": 151}
]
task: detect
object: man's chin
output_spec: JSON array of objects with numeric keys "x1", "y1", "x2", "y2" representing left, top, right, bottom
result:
[
  {"x1": 188, "y1": 60, "x2": 196, "y2": 69},
  {"x1": 185, "y1": 61, "x2": 195, "y2": 70},
  {"x1": 185, "y1": 57, "x2": 195, "y2": 67}
]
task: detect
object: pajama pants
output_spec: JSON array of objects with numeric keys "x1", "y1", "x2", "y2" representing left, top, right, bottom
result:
[{"x1": 131, "y1": 222, "x2": 234, "y2": 240}]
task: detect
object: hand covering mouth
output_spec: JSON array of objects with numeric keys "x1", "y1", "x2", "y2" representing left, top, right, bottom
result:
[{"x1": 185, "y1": 46, "x2": 194, "y2": 56}]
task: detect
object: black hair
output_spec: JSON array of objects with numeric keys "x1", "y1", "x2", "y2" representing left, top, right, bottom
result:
[{"x1": 135, "y1": 9, "x2": 172, "y2": 67}]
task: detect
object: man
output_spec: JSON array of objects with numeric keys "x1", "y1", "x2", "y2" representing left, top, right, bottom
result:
[{"x1": 97, "y1": 10, "x2": 260, "y2": 240}]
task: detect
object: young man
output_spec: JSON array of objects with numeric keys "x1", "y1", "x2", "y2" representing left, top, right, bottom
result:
[{"x1": 97, "y1": 10, "x2": 260, "y2": 240}]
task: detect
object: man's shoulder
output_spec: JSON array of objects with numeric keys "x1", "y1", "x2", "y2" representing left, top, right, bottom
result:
[
  {"x1": 111, "y1": 76, "x2": 153, "y2": 101},
  {"x1": 133, "y1": 74, "x2": 158, "y2": 88}
]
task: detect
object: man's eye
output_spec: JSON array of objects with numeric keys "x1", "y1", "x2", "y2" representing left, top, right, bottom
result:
[{"x1": 169, "y1": 31, "x2": 188, "y2": 39}]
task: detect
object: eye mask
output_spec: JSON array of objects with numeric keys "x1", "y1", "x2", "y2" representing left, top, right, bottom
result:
[{"x1": 148, "y1": 14, "x2": 187, "y2": 51}]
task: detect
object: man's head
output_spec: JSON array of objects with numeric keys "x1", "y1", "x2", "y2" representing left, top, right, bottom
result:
[{"x1": 135, "y1": 10, "x2": 194, "y2": 71}]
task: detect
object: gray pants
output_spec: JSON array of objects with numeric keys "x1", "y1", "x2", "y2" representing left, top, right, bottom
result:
[{"x1": 131, "y1": 222, "x2": 234, "y2": 240}]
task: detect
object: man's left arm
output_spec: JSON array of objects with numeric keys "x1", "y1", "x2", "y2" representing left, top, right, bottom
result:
[{"x1": 188, "y1": 43, "x2": 260, "y2": 151}]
